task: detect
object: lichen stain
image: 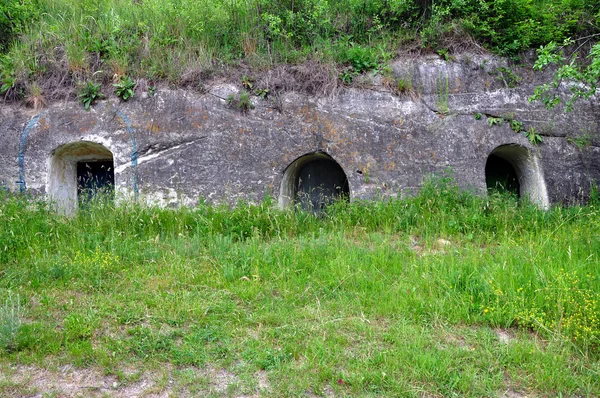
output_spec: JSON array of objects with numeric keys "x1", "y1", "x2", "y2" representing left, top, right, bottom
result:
[
  {"x1": 384, "y1": 161, "x2": 396, "y2": 171},
  {"x1": 321, "y1": 118, "x2": 344, "y2": 143},
  {"x1": 452, "y1": 77, "x2": 462, "y2": 93},
  {"x1": 38, "y1": 118, "x2": 51, "y2": 133},
  {"x1": 146, "y1": 122, "x2": 160, "y2": 133},
  {"x1": 116, "y1": 117, "x2": 127, "y2": 129}
]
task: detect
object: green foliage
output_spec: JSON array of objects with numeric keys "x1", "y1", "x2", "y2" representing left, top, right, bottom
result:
[
  {"x1": 516, "y1": 269, "x2": 599, "y2": 350},
  {"x1": 0, "y1": 54, "x2": 23, "y2": 100},
  {"x1": 530, "y1": 37, "x2": 600, "y2": 111},
  {"x1": 78, "y1": 81, "x2": 104, "y2": 110},
  {"x1": 0, "y1": 184, "x2": 599, "y2": 394},
  {"x1": 0, "y1": 0, "x2": 597, "y2": 101},
  {"x1": 227, "y1": 90, "x2": 254, "y2": 114},
  {"x1": 339, "y1": 68, "x2": 358, "y2": 85},
  {"x1": 485, "y1": 114, "x2": 543, "y2": 145},
  {"x1": 494, "y1": 66, "x2": 522, "y2": 88},
  {"x1": 0, "y1": 74, "x2": 15, "y2": 96},
  {"x1": 0, "y1": 0, "x2": 41, "y2": 52},
  {"x1": 254, "y1": 87, "x2": 269, "y2": 99},
  {"x1": 241, "y1": 75, "x2": 254, "y2": 90},
  {"x1": 436, "y1": 72, "x2": 450, "y2": 114},
  {"x1": 342, "y1": 45, "x2": 380, "y2": 74},
  {"x1": 524, "y1": 126, "x2": 544, "y2": 145},
  {"x1": 396, "y1": 77, "x2": 413, "y2": 94},
  {"x1": 487, "y1": 117, "x2": 502, "y2": 126},
  {"x1": 338, "y1": 44, "x2": 385, "y2": 84},
  {"x1": 568, "y1": 133, "x2": 593, "y2": 149},
  {"x1": 113, "y1": 75, "x2": 136, "y2": 101},
  {"x1": 509, "y1": 119, "x2": 523, "y2": 133}
]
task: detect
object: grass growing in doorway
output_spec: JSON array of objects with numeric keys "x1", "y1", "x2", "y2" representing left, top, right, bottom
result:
[{"x1": 0, "y1": 178, "x2": 599, "y2": 396}]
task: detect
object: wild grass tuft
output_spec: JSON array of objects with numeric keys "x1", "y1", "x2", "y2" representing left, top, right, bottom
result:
[{"x1": 0, "y1": 294, "x2": 24, "y2": 353}]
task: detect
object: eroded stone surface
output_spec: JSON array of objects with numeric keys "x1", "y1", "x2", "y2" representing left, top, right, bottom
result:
[{"x1": 1, "y1": 54, "x2": 598, "y2": 211}]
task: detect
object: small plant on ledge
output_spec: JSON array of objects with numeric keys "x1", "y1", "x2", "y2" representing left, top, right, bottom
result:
[
  {"x1": 524, "y1": 127, "x2": 543, "y2": 145},
  {"x1": 114, "y1": 76, "x2": 136, "y2": 101},
  {"x1": 227, "y1": 91, "x2": 254, "y2": 114},
  {"x1": 78, "y1": 81, "x2": 104, "y2": 110}
]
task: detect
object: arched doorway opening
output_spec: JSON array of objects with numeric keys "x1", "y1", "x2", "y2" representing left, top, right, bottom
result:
[
  {"x1": 485, "y1": 145, "x2": 549, "y2": 208},
  {"x1": 48, "y1": 141, "x2": 114, "y2": 214},
  {"x1": 485, "y1": 154, "x2": 520, "y2": 197},
  {"x1": 279, "y1": 152, "x2": 350, "y2": 213}
]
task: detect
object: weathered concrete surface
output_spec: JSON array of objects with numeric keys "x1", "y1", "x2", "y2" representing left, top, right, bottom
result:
[{"x1": 0, "y1": 54, "x2": 598, "y2": 210}]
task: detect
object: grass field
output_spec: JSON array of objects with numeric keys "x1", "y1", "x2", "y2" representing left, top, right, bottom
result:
[{"x1": 0, "y1": 179, "x2": 599, "y2": 396}]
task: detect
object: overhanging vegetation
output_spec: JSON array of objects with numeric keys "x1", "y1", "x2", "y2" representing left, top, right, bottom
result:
[{"x1": 1, "y1": 0, "x2": 599, "y2": 103}]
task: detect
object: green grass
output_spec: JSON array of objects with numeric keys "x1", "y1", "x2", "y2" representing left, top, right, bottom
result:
[
  {"x1": 1, "y1": 0, "x2": 598, "y2": 103},
  {"x1": 0, "y1": 178, "x2": 599, "y2": 396}
]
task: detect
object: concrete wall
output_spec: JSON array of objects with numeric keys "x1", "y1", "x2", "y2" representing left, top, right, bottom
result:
[{"x1": 0, "y1": 54, "x2": 598, "y2": 212}]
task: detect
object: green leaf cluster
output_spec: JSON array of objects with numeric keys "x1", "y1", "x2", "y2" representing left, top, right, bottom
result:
[
  {"x1": 78, "y1": 81, "x2": 104, "y2": 110},
  {"x1": 114, "y1": 75, "x2": 136, "y2": 101},
  {"x1": 530, "y1": 38, "x2": 600, "y2": 111}
]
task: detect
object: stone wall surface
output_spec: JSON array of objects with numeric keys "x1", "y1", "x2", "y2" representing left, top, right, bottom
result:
[{"x1": 0, "y1": 54, "x2": 599, "y2": 211}]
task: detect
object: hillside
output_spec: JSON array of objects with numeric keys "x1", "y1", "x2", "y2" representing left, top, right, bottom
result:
[{"x1": 1, "y1": 0, "x2": 599, "y2": 105}]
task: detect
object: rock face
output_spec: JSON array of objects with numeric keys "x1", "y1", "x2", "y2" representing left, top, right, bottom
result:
[{"x1": 0, "y1": 54, "x2": 599, "y2": 213}]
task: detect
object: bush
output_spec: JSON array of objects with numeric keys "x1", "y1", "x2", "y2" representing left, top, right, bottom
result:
[{"x1": 0, "y1": 0, "x2": 41, "y2": 52}]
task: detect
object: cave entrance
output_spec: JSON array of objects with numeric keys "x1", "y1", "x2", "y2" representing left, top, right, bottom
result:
[
  {"x1": 279, "y1": 152, "x2": 350, "y2": 213},
  {"x1": 48, "y1": 141, "x2": 114, "y2": 214},
  {"x1": 485, "y1": 145, "x2": 549, "y2": 208},
  {"x1": 485, "y1": 154, "x2": 520, "y2": 197},
  {"x1": 77, "y1": 160, "x2": 115, "y2": 204}
]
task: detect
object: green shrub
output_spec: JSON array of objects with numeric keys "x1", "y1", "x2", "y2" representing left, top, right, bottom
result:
[
  {"x1": 342, "y1": 44, "x2": 380, "y2": 73},
  {"x1": 0, "y1": 0, "x2": 41, "y2": 52}
]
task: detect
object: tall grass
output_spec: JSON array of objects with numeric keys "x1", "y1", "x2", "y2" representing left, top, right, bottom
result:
[
  {"x1": 0, "y1": 179, "x2": 599, "y2": 395},
  {"x1": 1, "y1": 0, "x2": 598, "y2": 102}
]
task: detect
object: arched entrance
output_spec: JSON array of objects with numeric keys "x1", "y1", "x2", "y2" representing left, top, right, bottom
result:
[
  {"x1": 279, "y1": 152, "x2": 350, "y2": 212},
  {"x1": 48, "y1": 141, "x2": 114, "y2": 214},
  {"x1": 485, "y1": 145, "x2": 549, "y2": 208},
  {"x1": 485, "y1": 154, "x2": 520, "y2": 197}
]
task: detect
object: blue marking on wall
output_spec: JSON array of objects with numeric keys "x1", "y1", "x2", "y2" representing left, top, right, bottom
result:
[
  {"x1": 114, "y1": 108, "x2": 139, "y2": 199},
  {"x1": 17, "y1": 112, "x2": 46, "y2": 193}
]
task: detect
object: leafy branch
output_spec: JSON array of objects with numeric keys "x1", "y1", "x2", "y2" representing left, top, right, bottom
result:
[{"x1": 529, "y1": 34, "x2": 600, "y2": 111}]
